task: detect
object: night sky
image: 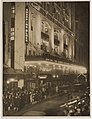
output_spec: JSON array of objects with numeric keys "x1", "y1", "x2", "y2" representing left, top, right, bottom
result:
[{"x1": 75, "y1": 2, "x2": 90, "y2": 68}]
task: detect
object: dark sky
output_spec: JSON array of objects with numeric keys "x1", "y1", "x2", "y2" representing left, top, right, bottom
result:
[{"x1": 75, "y1": 2, "x2": 90, "y2": 68}]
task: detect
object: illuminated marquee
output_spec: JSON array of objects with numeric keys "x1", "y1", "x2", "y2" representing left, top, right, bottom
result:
[{"x1": 25, "y1": 61, "x2": 87, "y2": 74}]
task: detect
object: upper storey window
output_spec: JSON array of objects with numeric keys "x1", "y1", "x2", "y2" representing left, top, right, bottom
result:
[
  {"x1": 41, "y1": 21, "x2": 50, "y2": 34},
  {"x1": 54, "y1": 29, "x2": 60, "y2": 46},
  {"x1": 63, "y1": 34, "x2": 69, "y2": 58},
  {"x1": 54, "y1": 29, "x2": 60, "y2": 55},
  {"x1": 41, "y1": 21, "x2": 51, "y2": 53},
  {"x1": 41, "y1": 21, "x2": 50, "y2": 42}
]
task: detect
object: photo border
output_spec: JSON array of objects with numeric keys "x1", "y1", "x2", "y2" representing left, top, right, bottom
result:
[{"x1": 0, "y1": 0, "x2": 91, "y2": 119}]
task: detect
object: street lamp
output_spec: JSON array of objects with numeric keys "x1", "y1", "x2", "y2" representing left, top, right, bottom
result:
[{"x1": 7, "y1": 80, "x2": 10, "y2": 84}]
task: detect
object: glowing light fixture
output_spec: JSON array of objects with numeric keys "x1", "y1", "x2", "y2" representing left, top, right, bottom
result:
[
  {"x1": 82, "y1": 100, "x2": 85, "y2": 103},
  {"x1": 53, "y1": 75, "x2": 55, "y2": 78},
  {"x1": 38, "y1": 75, "x2": 47, "y2": 79},
  {"x1": 25, "y1": 61, "x2": 87, "y2": 74},
  {"x1": 9, "y1": 78, "x2": 15, "y2": 82},
  {"x1": 7, "y1": 80, "x2": 10, "y2": 84},
  {"x1": 9, "y1": 78, "x2": 18, "y2": 82},
  {"x1": 78, "y1": 102, "x2": 81, "y2": 105}
]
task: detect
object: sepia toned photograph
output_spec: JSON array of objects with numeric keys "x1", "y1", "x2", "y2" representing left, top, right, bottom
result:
[{"x1": 3, "y1": 1, "x2": 90, "y2": 116}]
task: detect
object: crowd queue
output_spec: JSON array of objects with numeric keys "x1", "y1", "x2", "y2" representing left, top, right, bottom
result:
[
  {"x1": 60, "y1": 93, "x2": 90, "y2": 116},
  {"x1": 3, "y1": 82, "x2": 90, "y2": 116},
  {"x1": 3, "y1": 84, "x2": 61, "y2": 113}
]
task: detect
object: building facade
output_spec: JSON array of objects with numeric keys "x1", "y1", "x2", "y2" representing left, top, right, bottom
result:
[{"x1": 3, "y1": 2, "x2": 87, "y2": 90}]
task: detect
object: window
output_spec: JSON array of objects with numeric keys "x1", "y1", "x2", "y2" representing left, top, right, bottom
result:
[
  {"x1": 63, "y1": 34, "x2": 69, "y2": 58},
  {"x1": 54, "y1": 30, "x2": 58, "y2": 40},
  {"x1": 41, "y1": 21, "x2": 50, "y2": 42},
  {"x1": 41, "y1": 21, "x2": 49, "y2": 34},
  {"x1": 54, "y1": 29, "x2": 60, "y2": 46}
]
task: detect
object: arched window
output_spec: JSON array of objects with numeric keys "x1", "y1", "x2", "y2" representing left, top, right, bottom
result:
[
  {"x1": 63, "y1": 34, "x2": 69, "y2": 58},
  {"x1": 41, "y1": 21, "x2": 51, "y2": 53},
  {"x1": 54, "y1": 29, "x2": 60, "y2": 55},
  {"x1": 54, "y1": 29, "x2": 59, "y2": 42},
  {"x1": 41, "y1": 20, "x2": 50, "y2": 35}
]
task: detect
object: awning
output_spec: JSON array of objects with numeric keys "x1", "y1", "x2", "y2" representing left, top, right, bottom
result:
[
  {"x1": 3, "y1": 67, "x2": 16, "y2": 75},
  {"x1": 77, "y1": 74, "x2": 86, "y2": 78},
  {"x1": 3, "y1": 66, "x2": 24, "y2": 79}
]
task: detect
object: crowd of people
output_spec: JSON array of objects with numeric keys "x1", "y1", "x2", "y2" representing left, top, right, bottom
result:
[
  {"x1": 59, "y1": 92, "x2": 90, "y2": 116},
  {"x1": 3, "y1": 84, "x2": 62, "y2": 114},
  {"x1": 3, "y1": 80, "x2": 90, "y2": 116}
]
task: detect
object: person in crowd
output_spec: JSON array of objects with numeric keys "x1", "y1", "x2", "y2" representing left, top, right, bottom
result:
[
  {"x1": 56, "y1": 85, "x2": 59, "y2": 94},
  {"x1": 29, "y1": 90, "x2": 33, "y2": 104}
]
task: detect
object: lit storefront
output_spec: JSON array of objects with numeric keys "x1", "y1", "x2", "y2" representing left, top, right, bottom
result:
[
  {"x1": 3, "y1": 66, "x2": 25, "y2": 91},
  {"x1": 24, "y1": 60, "x2": 87, "y2": 91}
]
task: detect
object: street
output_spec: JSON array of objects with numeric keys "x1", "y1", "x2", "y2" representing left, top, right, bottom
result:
[{"x1": 22, "y1": 94, "x2": 68, "y2": 116}]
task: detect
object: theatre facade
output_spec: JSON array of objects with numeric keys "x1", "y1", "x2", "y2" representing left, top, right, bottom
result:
[{"x1": 3, "y1": 2, "x2": 87, "y2": 91}]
